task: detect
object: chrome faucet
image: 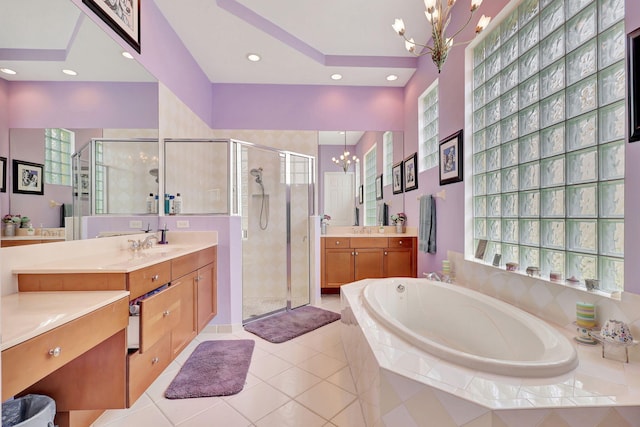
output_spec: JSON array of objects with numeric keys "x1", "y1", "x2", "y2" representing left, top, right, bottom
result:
[
  {"x1": 424, "y1": 272, "x2": 442, "y2": 281},
  {"x1": 141, "y1": 234, "x2": 159, "y2": 249}
]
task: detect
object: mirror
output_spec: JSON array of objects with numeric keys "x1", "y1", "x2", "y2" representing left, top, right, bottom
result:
[
  {"x1": 318, "y1": 131, "x2": 405, "y2": 227},
  {"x1": 1, "y1": 0, "x2": 158, "y2": 229}
]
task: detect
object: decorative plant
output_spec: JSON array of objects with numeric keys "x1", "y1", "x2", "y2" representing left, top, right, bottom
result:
[
  {"x1": 3, "y1": 214, "x2": 21, "y2": 224},
  {"x1": 391, "y1": 212, "x2": 407, "y2": 224},
  {"x1": 321, "y1": 214, "x2": 331, "y2": 225}
]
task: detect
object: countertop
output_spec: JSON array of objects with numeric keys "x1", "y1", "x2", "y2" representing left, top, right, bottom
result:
[
  {"x1": 11, "y1": 241, "x2": 217, "y2": 274},
  {"x1": 322, "y1": 232, "x2": 417, "y2": 238},
  {"x1": 2, "y1": 236, "x2": 64, "y2": 241},
  {"x1": 1, "y1": 290, "x2": 130, "y2": 350}
]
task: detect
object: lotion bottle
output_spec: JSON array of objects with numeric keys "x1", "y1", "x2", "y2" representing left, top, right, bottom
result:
[
  {"x1": 146, "y1": 193, "x2": 154, "y2": 213},
  {"x1": 174, "y1": 193, "x2": 182, "y2": 214}
]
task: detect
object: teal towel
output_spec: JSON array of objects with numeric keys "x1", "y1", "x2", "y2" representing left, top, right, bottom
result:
[{"x1": 418, "y1": 195, "x2": 436, "y2": 253}]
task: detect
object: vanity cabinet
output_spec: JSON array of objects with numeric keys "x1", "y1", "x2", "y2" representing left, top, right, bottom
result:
[
  {"x1": 321, "y1": 237, "x2": 416, "y2": 291},
  {"x1": 12, "y1": 245, "x2": 218, "y2": 423}
]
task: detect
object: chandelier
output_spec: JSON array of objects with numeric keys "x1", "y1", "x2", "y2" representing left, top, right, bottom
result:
[
  {"x1": 392, "y1": 0, "x2": 491, "y2": 73},
  {"x1": 332, "y1": 133, "x2": 359, "y2": 173}
]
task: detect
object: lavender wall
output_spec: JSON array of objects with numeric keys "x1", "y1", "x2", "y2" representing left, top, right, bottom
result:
[
  {"x1": 0, "y1": 80, "x2": 8, "y2": 217},
  {"x1": 211, "y1": 84, "x2": 405, "y2": 131},
  {"x1": 7, "y1": 82, "x2": 158, "y2": 129},
  {"x1": 68, "y1": 0, "x2": 212, "y2": 127}
]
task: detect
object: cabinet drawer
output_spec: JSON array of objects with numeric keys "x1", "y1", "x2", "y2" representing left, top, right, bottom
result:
[
  {"x1": 139, "y1": 284, "x2": 182, "y2": 353},
  {"x1": 2, "y1": 297, "x2": 129, "y2": 400},
  {"x1": 172, "y1": 247, "x2": 217, "y2": 280},
  {"x1": 128, "y1": 261, "x2": 171, "y2": 300},
  {"x1": 324, "y1": 237, "x2": 350, "y2": 247},
  {"x1": 128, "y1": 333, "x2": 171, "y2": 406},
  {"x1": 350, "y1": 237, "x2": 387, "y2": 248},
  {"x1": 388, "y1": 237, "x2": 414, "y2": 248}
]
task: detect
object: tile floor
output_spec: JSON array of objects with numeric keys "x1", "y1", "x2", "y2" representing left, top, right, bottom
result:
[{"x1": 92, "y1": 295, "x2": 366, "y2": 427}]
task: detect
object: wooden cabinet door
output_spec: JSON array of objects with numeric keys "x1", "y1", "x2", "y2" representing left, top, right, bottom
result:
[
  {"x1": 196, "y1": 262, "x2": 217, "y2": 332},
  {"x1": 354, "y1": 248, "x2": 384, "y2": 281},
  {"x1": 324, "y1": 248, "x2": 355, "y2": 288},
  {"x1": 384, "y1": 248, "x2": 414, "y2": 277},
  {"x1": 167, "y1": 274, "x2": 197, "y2": 358}
]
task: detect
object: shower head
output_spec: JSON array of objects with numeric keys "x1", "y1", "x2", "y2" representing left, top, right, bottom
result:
[{"x1": 250, "y1": 167, "x2": 263, "y2": 184}]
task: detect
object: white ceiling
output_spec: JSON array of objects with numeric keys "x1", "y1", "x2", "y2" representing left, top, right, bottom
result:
[{"x1": 0, "y1": 0, "x2": 431, "y2": 87}]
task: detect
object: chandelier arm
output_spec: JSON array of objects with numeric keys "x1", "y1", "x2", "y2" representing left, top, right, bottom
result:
[
  {"x1": 447, "y1": 12, "x2": 476, "y2": 43},
  {"x1": 400, "y1": 34, "x2": 435, "y2": 52}
]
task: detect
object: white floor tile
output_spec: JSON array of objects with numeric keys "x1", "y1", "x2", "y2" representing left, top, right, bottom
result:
[
  {"x1": 272, "y1": 341, "x2": 320, "y2": 364},
  {"x1": 226, "y1": 382, "x2": 291, "y2": 423},
  {"x1": 296, "y1": 381, "x2": 357, "y2": 421},
  {"x1": 97, "y1": 403, "x2": 173, "y2": 427},
  {"x1": 176, "y1": 401, "x2": 252, "y2": 427},
  {"x1": 92, "y1": 393, "x2": 154, "y2": 426},
  {"x1": 326, "y1": 366, "x2": 357, "y2": 394},
  {"x1": 155, "y1": 395, "x2": 223, "y2": 425},
  {"x1": 330, "y1": 399, "x2": 367, "y2": 427},
  {"x1": 249, "y1": 353, "x2": 294, "y2": 381},
  {"x1": 267, "y1": 366, "x2": 323, "y2": 398},
  {"x1": 297, "y1": 352, "x2": 347, "y2": 379},
  {"x1": 255, "y1": 400, "x2": 326, "y2": 427}
]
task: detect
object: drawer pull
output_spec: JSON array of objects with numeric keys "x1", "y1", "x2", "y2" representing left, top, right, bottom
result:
[
  {"x1": 399, "y1": 240, "x2": 403, "y2": 245},
  {"x1": 355, "y1": 252, "x2": 358, "y2": 256},
  {"x1": 163, "y1": 310, "x2": 171, "y2": 317},
  {"x1": 385, "y1": 251, "x2": 388, "y2": 255},
  {"x1": 151, "y1": 357, "x2": 160, "y2": 364},
  {"x1": 48, "y1": 347, "x2": 62, "y2": 357},
  {"x1": 151, "y1": 274, "x2": 160, "y2": 281},
  {"x1": 335, "y1": 241, "x2": 340, "y2": 245},
  {"x1": 196, "y1": 275, "x2": 203, "y2": 282}
]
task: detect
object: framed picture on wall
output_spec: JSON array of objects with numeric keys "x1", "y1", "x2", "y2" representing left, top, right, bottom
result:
[
  {"x1": 375, "y1": 175, "x2": 383, "y2": 200},
  {"x1": 13, "y1": 160, "x2": 44, "y2": 195},
  {"x1": 0, "y1": 157, "x2": 6, "y2": 193},
  {"x1": 358, "y1": 185, "x2": 364, "y2": 205},
  {"x1": 83, "y1": 0, "x2": 141, "y2": 53},
  {"x1": 403, "y1": 153, "x2": 418, "y2": 192},
  {"x1": 628, "y1": 27, "x2": 640, "y2": 142},
  {"x1": 439, "y1": 129, "x2": 464, "y2": 185},
  {"x1": 392, "y1": 161, "x2": 403, "y2": 194}
]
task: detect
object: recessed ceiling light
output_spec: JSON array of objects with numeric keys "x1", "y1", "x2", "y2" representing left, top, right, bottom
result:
[
  {"x1": 122, "y1": 51, "x2": 134, "y2": 59},
  {"x1": 386, "y1": 74, "x2": 399, "y2": 81},
  {"x1": 246, "y1": 53, "x2": 261, "y2": 62},
  {"x1": 0, "y1": 68, "x2": 17, "y2": 75},
  {"x1": 62, "y1": 69, "x2": 78, "y2": 76},
  {"x1": 331, "y1": 73, "x2": 343, "y2": 80}
]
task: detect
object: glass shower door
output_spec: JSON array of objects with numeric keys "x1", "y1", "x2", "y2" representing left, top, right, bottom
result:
[{"x1": 288, "y1": 153, "x2": 313, "y2": 309}]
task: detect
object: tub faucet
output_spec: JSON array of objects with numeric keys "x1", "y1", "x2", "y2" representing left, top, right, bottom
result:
[{"x1": 424, "y1": 272, "x2": 442, "y2": 281}]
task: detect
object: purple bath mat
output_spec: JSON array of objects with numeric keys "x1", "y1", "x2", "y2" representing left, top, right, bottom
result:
[
  {"x1": 165, "y1": 340, "x2": 254, "y2": 399},
  {"x1": 244, "y1": 306, "x2": 341, "y2": 343}
]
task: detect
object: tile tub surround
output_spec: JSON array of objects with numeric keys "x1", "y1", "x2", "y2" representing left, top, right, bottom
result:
[
  {"x1": 341, "y1": 280, "x2": 640, "y2": 427},
  {"x1": 448, "y1": 251, "x2": 640, "y2": 361}
]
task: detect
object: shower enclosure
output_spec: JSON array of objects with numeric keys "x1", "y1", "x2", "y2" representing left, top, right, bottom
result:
[
  {"x1": 237, "y1": 143, "x2": 315, "y2": 321},
  {"x1": 161, "y1": 139, "x2": 315, "y2": 323}
]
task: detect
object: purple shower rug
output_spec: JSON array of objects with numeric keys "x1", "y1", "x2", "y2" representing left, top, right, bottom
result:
[
  {"x1": 244, "y1": 306, "x2": 341, "y2": 343},
  {"x1": 165, "y1": 340, "x2": 254, "y2": 399}
]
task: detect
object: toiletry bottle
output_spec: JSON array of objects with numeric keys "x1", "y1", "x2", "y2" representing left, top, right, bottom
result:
[
  {"x1": 146, "y1": 193, "x2": 154, "y2": 214},
  {"x1": 174, "y1": 193, "x2": 182, "y2": 214},
  {"x1": 164, "y1": 194, "x2": 170, "y2": 214},
  {"x1": 154, "y1": 194, "x2": 159, "y2": 213},
  {"x1": 378, "y1": 222, "x2": 385, "y2": 234},
  {"x1": 169, "y1": 195, "x2": 175, "y2": 214}
]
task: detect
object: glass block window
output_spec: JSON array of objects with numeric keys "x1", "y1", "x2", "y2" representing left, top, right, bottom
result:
[
  {"x1": 383, "y1": 131, "x2": 393, "y2": 186},
  {"x1": 45, "y1": 128, "x2": 74, "y2": 186},
  {"x1": 419, "y1": 80, "x2": 439, "y2": 171},
  {"x1": 471, "y1": 0, "x2": 625, "y2": 293},
  {"x1": 364, "y1": 145, "x2": 377, "y2": 226}
]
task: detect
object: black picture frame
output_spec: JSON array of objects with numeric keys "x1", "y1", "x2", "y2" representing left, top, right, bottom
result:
[
  {"x1": 0, "y1": 157, "x2": 6, "y2": 193},
  {"x1": 375, "y1": 175, "x2": 383, "y2": 200},
  {"x1": 358, "y1": 185, "x2": 364, "y2": 205},
  {"x1": 403, "y1": 153, "x2": 418, "y2": 192},
  {"x1": 83, "y1": 0, "x2": 141, "y2": 53},
  {"x1": 439, "y1": 129, "x2": 464, "y2": 185},
  {"x1": 392, "y1": 161, "x2": 403, "y2": 194},
  {"x1": 13, "y1": 160, "x2": 44, "y2": 195},
  {"x1": 628, "y1": 27, "x2": 640, "y2": 142}
]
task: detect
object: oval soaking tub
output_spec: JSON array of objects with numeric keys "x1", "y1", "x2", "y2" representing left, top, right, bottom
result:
[{"x1": 362, "y1": 278, "x2": 578, "y2": 377}]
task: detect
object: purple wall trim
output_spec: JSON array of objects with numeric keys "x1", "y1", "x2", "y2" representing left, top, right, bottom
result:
[
  {"x1": 7, "y1": 81, "x2": 158, "y2": 128},
  {"x1": 217, "y1": 0, "x2": 324, "y2": 63},
  {"x1": 0, "y1": 79, "x2": 8, "y2": 217},
  {"x1": 211, "y1": 83, "x2": 404, "y2": 130}
]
